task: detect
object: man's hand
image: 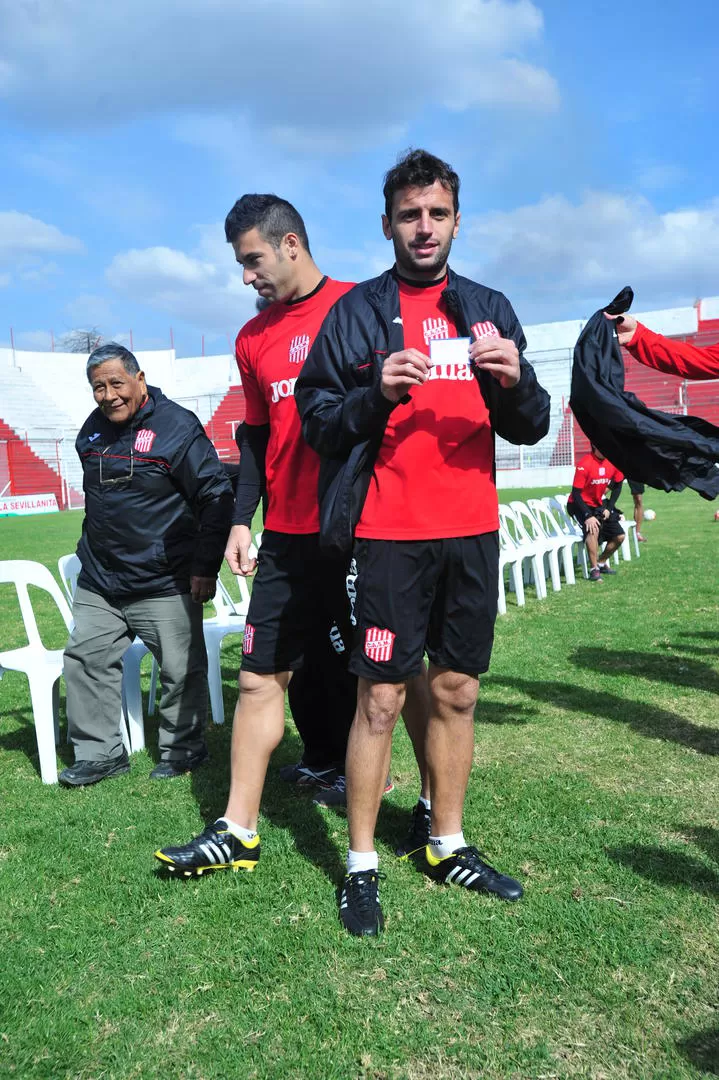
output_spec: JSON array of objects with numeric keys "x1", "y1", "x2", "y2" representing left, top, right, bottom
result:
[
  {"x1": 469, "y1": 336, "x2": 520, "y2": 388},
  {"x1": 191, "y1": 575, "x2": 217, "y2": 604},
  {"x1": 225, "y1": 523, "x2": 257, "y2": 576},
  {"x1": 381, "y1": 349, "x2": 432, "y2": 403},
  {"x1": 605, "y1": 312, "x2": 638, "y2": 346},
  {"x1": 584, "y1": 515, "x2": 600, "y2": 537}
]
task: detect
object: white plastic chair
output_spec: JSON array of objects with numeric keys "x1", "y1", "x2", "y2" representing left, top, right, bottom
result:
[
  {"x1": 498, "y1": 505, "x2": 548, "y2": 601},
  {"x1": 509, "y1": 500, "x2": 562, "y2": 593},
  {"x1": 553, "y1": 494, "x2": 621, "y2": 569},
  {"x1": 497, "y1": 524, "x2": 526, "y2": 615},
  {"x1": 203, "y1": 578, "x2": 248, "y2": 726},
  {"x1": 526, "y1": 497, "x2": 579, "y2": 586},
  {"x1": 57, "y1": 553, "x2": 155, "y2": 753},
  {"x1": 0, "y1": 560, "x2": 74, "y2": 784}
]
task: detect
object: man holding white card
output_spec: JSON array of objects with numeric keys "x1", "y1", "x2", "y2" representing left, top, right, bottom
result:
[{"x1": 295, "y1": 149, "x2": 550, "y2": 936}]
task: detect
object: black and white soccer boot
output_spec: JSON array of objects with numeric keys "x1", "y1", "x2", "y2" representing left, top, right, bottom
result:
[
  {"x1": 425, "y1": 845, "x2": 523, "y2": 901},
  {"x1": 155, "y1": 820, "x2": 260, "y2": 878},
  {"x1": 339, "y1": 870, "x2": 385, "y2": 937}
]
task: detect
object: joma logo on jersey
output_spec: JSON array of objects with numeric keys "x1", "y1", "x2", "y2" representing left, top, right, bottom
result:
[
  {"x1": 364, "y1": 627, "x2": 396, "y2": 663},
  {"x1": 270, "y1": 377, "x2": 298, "y2": 403},
  {"x1": 423, "y1": 317, "x2": 449, "y2": 345},
  {"x1": 471, "y1": 321, "x2": 500, "y2": 341},
  {"x1": 134, "y1": 429, "x2": 156, "y2": 453},
  {"x1": 288, "y1": 334, "x2": 310, "y2": 364}
]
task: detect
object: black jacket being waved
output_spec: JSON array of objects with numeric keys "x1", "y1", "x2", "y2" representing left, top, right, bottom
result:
[
  {"x1": 75, "y1": 385, "x2": 234, "y2": 598},
  {"x1": 294, "y1": 268, "x2": 551, "y2": 556}
]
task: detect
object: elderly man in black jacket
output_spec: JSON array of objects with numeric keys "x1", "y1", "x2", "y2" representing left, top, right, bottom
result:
[
  {"x1": 59, "y1": 343, "x2": 234, "y2": 786},
  {"x1": 295, "y1": 149, "x2": 550, "y2": 936}
]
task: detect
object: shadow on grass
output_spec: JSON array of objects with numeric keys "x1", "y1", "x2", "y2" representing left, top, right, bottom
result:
[
  {"x1": 677, "y1": 824, "x2": 719, "y2": 865},
  {"x1": 570, "y1": 647, "x2": 719, "y2": 696},
  {"x1": 0, "y1": 707, "x2": 74, "y2": 775},
  {"x1": 606, "y1": 844, "x2": 719, "y2": 899},
  {"x1": 492, "y1": 676, "x2": 718, "y2": 756},
  {"x1": 676, "y1": 630, "x2": 719, "y2": 643},
  {"x1": 473, "y1": 701, "x2": 539, "y2": 725},
  {"x1": 677, "y1": 1027, "x2": 719, "y2": 1075}
]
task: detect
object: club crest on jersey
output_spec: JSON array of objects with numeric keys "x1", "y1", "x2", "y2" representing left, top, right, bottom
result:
[
  {"x1": 288, "y1": 334, "x2": 310, "y2": 364},
  {"x1": 364, "y1": 627, "x2": 395, "y2": 663},
  {"x1": 423, "y1": 317, "x2": 449, "y2": 345},
  {"x1": 134, "y1": 429, "x2": 156, "y2": 453},
  {"x1": 471, "y1": 321, "x2": 500, "y2": 341},
  {"x1": 243, "y1": 624, "x2": 255, "y2": 655}
]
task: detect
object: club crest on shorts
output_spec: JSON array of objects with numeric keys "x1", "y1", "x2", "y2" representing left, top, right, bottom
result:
[
  {"x1": 134, "y1": 429, "x2": 156, "y2": 453},
  {"x1": 243, "y1": 623, "x2": 255, "y2": 655},
  {"x1": 471, "y1": 321, "x2": 500, "y2": 341},
  {"x1": 364, "y1": 626, "x2": 395, "y2": 663},
  {"x1": 288, "y1": 334, "x2": 310, "y2": 364}
]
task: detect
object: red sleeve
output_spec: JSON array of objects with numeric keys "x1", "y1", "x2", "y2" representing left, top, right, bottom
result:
[
  {"x1": 235, "y1": 331, "x2": 269, "y2": 426},
  {"x1": 571, "y1": 462, "x2": 587, "y2": 491},
  {"x1": 612, "y1": 465, "x2": 624, "y2": 483},
  {"x1": 626, "y1": 323, "x2": 719, "y2": 381}
]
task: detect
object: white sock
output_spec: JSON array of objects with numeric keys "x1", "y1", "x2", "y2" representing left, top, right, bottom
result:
[
  {"x1": 418, "y1": 795, "x2": 431, "y2": 810},
  {"x1": 428, "y1": 832, "x2": 466, "y2": 859},
  {"x1": 347, "y1": 849, "x2": 379, "y2": 873},
  {"x1": 217, "y1": 817, "x2": 257, "y2": 843}
]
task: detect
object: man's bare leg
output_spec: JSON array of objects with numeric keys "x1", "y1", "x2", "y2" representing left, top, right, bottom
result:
[
  {"x1": 585, "y1": 532, "x2": 599, "y2": 570},
  {"x1": 224, "y1": 670, "x2": 291, "y2": 831},
  {"x1": 598, "y1": 535, "x2": 625, "y2": 567},
  {"x1": 424, "y1": 665, "x2": 477, "y2": 837},
  {"x1": 346, "y1": 679, "x2": 404, "y2": 853}
]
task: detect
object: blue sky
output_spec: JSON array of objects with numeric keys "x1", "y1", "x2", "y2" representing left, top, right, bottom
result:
[{"x1": 1, "y1": 0, "x2": 718, "y2": 356}]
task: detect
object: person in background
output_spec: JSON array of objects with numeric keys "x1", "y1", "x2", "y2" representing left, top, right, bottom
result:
[
  {"x1": 568, "y1": 445, "x2": 625, "y2": 583},
  {"x1": 60, "y1": 343, "x2": 233, "y2": 786}
]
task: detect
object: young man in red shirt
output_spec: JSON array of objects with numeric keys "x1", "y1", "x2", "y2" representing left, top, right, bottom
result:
[
  {"x1": 569, "y1": 446, "x2": 626, "y2": 582},
  {"x1": 296, "y1": 150, "x2": 551, "y2": 936},
  {"x1": 156, "y1": 195, "x2": 427, "y2": 877}
]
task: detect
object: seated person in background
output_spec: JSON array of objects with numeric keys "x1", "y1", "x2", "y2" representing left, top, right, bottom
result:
[
  {"x1": 568, "y1": 444, "x2": 625, "y2": 583},
  {"x1": 59, "y1": 343, "x2": 234, "y2": 786}
]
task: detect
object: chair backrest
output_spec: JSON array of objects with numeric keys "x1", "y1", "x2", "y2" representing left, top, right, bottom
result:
[
  {"x1": 0, "y1": 560, "x2": 73, "y2": 647},
  {"x1": 548, "y1": 495, "x2": 581, "y2": 538},
  {"x1": 58, "y1": 553, "x2": 82, "y2": 603},
  {"x1": 527, "y1": 498, "x2": 563, "y2": 540},
  {"x1": 498, "y1": 504, "x2": 532, "y2": 547},
  {"x1": 509, "y1": 500, "x2": 545, "y2": 542}
]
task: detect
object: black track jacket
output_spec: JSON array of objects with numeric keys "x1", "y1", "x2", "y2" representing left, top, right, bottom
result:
[
  {"x1": 295, "y1": 267, "x2": 551, "y2": 556},
  {"x1": 76, "y1": 385, "x2": 234, "y2": 598}
]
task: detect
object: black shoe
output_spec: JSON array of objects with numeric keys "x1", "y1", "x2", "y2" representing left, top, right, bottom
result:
[
  {"x1": 154, "y1": 819, "x2": 260, "y2": 877},
  {"x1": 598, "y1": 562, "x2": 617, "y2": 575},
  {"x1": 59, "y1": 751, "x2": 130, "y2": 787},
  {"x1": 278, "y1": 760, "x2": 338, "y2": 788},
  {"x1": 395, "y1": 800, "x2": 432, "y2": 858},
  {"x1": 589, "y1": 567, "x2": 603, "y2": 582},
  {"x1": 425, "y1": 845, "x2": 523, "y2": 901},
  {"x1": 149, "y1": 748, "x2": 208, "y2": 780},
  {"x1": 314, "y1": 775, "x2": 394, "y2": 809},
  {"x1": 339, "y1": 870, "x2": 385, "y2": 937}
]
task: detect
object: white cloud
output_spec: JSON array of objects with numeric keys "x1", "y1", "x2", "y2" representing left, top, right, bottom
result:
[
  {"x1": 0, "y1": 1, "x2": 559, "y2": 146},
  {"x1": 463, "y1": 191, "x2": 719, "y2": 321},
  {"x1": 0, "y1": 211, "x2": 84, "y2": 259},
  {"x1": 105, "y1": 231, "x2": 256, "y2": 333},
  {"x1": 65, "y1": 293, "x2": 116, "y2": 328}
]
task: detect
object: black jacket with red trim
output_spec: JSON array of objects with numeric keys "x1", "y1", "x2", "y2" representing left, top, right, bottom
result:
[
  {"x1": 294, "y1": 266, "x2": 551, "y2": 556},
  {"x1": 75, "y1": 385, "x2": 234, "y2": 598}
]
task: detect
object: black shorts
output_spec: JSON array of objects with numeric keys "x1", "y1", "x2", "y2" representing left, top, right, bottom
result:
[
  {"x1": 580, "y1": 513, "x2": 625, "y2": 543},
  {"x1": 627, "y1": 479, "x2": 645, "y2": 496},
  {"x1": 348, "y1": 534, "x2": 499, "y2": 682},
  {"x1": 241, "y1": 531, "x2": 352, "y2": 674}
]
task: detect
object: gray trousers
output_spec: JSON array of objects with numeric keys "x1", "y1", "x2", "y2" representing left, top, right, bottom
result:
[{"x1": 64, "y1": 587, "x2": 208, "y2": 762}]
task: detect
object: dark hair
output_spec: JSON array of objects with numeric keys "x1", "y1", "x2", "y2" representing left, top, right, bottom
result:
[
  {"x1": 224, "y1": 194, "x2": 311, "y2": 253},
  {"x1": 383, "y1": 148, "x2": 460, "y2": 220},
  {"x1": 86, "y1": 343, "x2": 140, "y2": 381}
]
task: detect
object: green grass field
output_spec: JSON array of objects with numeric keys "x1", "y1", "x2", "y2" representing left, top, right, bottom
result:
[{"x1": 0, "y1": 490, "x2": 717, "y2": 1079}]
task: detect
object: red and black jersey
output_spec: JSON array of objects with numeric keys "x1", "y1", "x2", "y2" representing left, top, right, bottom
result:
[
  {"x1": 571, "y1": 451, "x2": 623, "y2": 508},
  {"x1": 356, "y1": 277, "x2": 499, "y2": 540},
  {"x1": 627, "y1": 323, "x2": 719, "y2": 381},
  {"x1": 235, "y1": 278, "x2": 353, "y2": 533}
]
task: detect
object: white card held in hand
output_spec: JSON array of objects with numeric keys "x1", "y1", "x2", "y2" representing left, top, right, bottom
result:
[{"x1": 429, "y1": 337, "x2": 472, "y2": 366}]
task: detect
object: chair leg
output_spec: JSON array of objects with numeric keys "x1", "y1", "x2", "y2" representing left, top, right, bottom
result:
[
  {"x1": 532, "y1": 555, "x2": 547, "y2": 600},
  {"x1": 29, "y1": 674, "x2": 60, "y2": 784},
  {"x1": 121, "y1": 649, "x2": 146, "y2": 753},
  {"x1": 147, "y1": 659, "x2": 159, "y2": 717},
  {"x1": 548, "y1": 550, "x2": 562, "y2": 592},
  {"x1": 497, "y1": 568, "x2": 507, "y2": 615},
  {"x1": 205, "y1": 638, "x2": 225, "y2": 726},
  {"x1": 512, "y1": 561, "x2": 526, "y2": 607},
  {"x1": 52, "y1": 678, "x2": 61, "y2": 745},
  {"x1": 562, "y1": 545, "x2": 576, "y2": 585}
]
